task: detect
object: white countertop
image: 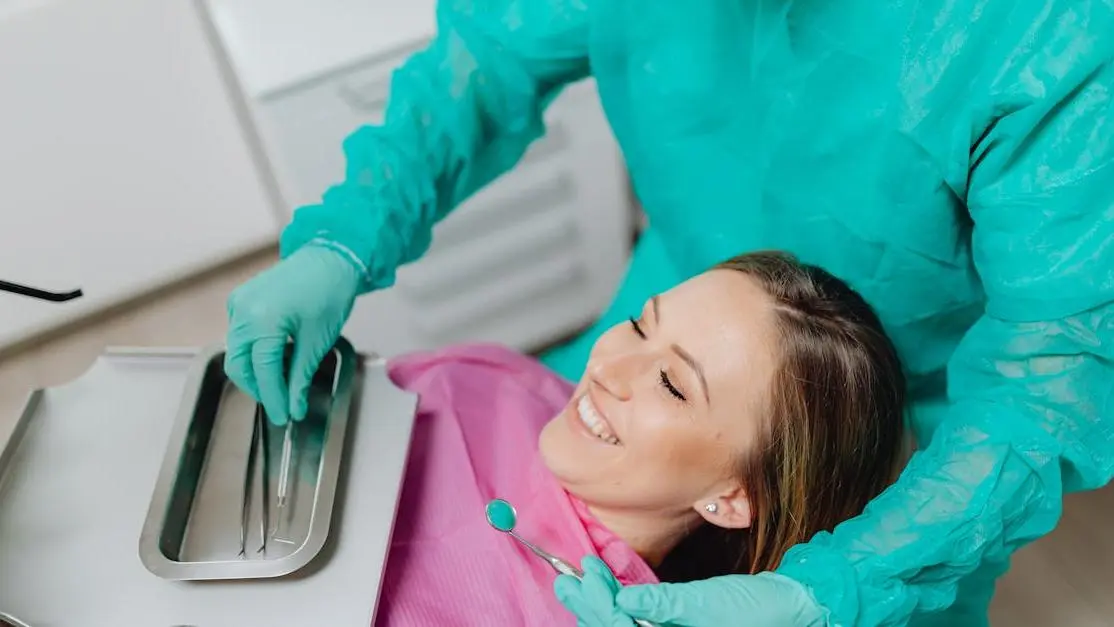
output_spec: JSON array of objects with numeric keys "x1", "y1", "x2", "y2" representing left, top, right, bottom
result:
[{"x1": 206, "y1": 0, "x2": 437, "y2": 97}]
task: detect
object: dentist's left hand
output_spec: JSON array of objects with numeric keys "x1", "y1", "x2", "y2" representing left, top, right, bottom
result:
[{"x1": 554, "y1": 557, "x2": 639, "y2": 627}]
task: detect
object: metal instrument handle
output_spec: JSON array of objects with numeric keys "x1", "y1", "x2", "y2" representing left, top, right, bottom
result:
[
  {"x1": 0, "y1": 609, "x2": 34, "y2": 627},
  {"x1": 0, "y1": 279, "x2": 83, "y2": 302}
]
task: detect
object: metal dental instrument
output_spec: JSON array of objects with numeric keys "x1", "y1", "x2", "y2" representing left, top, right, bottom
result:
[
  {"x1": 239, "y1": 407, "x2": 262, "y2": 558},
  {"x1": 276, "y1": 420, "x2": 294, "y2": 511},
  {"x1": 0, "y1": 278, "x2": 83, "y2": 302},
  {"x1": 0, "y1": 609, "x2": 35, "y2": 627},
  {"x1": 255, "y1": 403, "x2": 270, "y2": 555},
  {"x1": 486, "y1": 499, "x2": 583, "y2": 577},
  {"x1": 485, "y1": 499, "x2": 659, "y2": 627},
  {"x1": 513, "y1": 529, "x2": 584, "y2": 578}
]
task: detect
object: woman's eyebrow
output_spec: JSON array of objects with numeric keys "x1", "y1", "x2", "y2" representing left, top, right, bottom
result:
[
  {"x1": 652, "y1": 296, "x2": 710, "y2": 403},
  {"x1": 672, "y1": 344, "x2": 709, "y2": 403}
]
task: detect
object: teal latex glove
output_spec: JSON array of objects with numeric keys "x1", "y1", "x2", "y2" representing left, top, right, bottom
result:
[
  {"x1": 556, "y1": 556, "x2": 827, "y2": 627},
  {"x1": 224, "y1": 244, "x2": 363, "y2": 425},
  {"x1": 615, "y1": 574, "x2": 826, "y2": 627},
  {"x1": 554, "y1": 557, "x2": 638, "y2": 627}
]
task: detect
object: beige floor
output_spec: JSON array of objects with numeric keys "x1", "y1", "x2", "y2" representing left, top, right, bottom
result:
[{"x1": 1, "y1": 249, "x2": 1112, "y2": 625}]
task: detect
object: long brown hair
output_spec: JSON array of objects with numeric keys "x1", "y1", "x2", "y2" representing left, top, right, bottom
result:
[{"x1": 655, "y1": 251, "x2": 906, "y2": 581}]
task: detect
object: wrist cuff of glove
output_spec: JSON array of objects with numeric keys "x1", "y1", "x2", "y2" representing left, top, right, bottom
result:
[
  {"x1": 279, "y1": 181, "x2": 429, "y2": 294},
  {"x1": 280, "y1": 233, "x2": 374, "y2": 288},
  {"x1": 280, "y1": 224, "x2": 383, "y2": 294},
  {"x1": 309, "y1": 237, "x2": 373, "y2": 282},
  {"x1": 776, "y1": 543, "x2": 859, "y2": 627}
]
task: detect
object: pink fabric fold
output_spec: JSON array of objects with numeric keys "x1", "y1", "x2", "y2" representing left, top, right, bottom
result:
[{"x1": 374, "y1": 343, "x2": 659, "y2": 626}]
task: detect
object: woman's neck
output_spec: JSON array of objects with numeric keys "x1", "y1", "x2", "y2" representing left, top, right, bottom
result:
[{"x1": 586, "y1": 504, "x2": 697, "y2": 567}]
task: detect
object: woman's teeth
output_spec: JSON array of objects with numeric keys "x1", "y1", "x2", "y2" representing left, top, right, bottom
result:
[{"x1": 577, "y1": 395, "x2": 619, "y2": 445}]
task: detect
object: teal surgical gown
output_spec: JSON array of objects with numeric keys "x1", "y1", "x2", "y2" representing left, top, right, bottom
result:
[{"x1": 280, "y1": 0, "x2": 1114, "y2": 624}]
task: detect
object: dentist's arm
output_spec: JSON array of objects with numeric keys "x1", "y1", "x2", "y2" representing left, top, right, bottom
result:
[
  {"x1": 226, "y1": 0, "x2": 591, "y2": 425},
  {"x1": 769, "y1": 51, "x2": 1114, "y2": 627},
  {"x1": 280, "y1": 0, "x2": 592, "y2": 291}
]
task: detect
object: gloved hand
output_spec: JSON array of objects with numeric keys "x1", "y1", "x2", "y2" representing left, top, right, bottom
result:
[
  {"x1": 616, "y1": 573, "x2": 827, "y2": 627},
  {"x1": 225, "y1": 244, "x2": 362, "y2": 425},
  {"x1": 556, "y1": 556, "x2": 829, "y2": 627},
  {"x1": 554, "y1": 556, "x2": 638, "y2": 627}
]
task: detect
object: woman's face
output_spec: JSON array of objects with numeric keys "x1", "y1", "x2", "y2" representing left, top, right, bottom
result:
[{"x1": 539, "y1": 269, "x2": 781, "y2": 523}]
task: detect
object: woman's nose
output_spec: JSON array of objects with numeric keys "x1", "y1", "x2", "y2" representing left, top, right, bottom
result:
[{"x1": 588, "y1": 351, "x2": 642, "y2": 400}]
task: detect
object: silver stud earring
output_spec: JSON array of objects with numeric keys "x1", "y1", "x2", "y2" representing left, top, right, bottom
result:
[{"x1": 704, "y1": 503, "x2": 718, "y2": 514}]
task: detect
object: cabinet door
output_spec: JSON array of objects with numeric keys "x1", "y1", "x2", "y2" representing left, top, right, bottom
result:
[
  {"x1": 257, "y1": 47, "x2": 631, "y2": 356},
  {"x1": 0, "y1": 0, "x2": 281, "y2": 349}
]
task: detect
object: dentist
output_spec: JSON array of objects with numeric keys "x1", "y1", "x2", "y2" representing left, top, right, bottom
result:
[{"x1": 224, "y1": 1, "x2": 1114, "y2": 624}]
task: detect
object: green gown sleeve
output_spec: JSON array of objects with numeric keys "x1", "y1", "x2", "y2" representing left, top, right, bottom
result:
[
  {"x1": 776, "y1": 36, "x2": 1114, "y2": 627},
  {"x1": 278, "y1": 0, "x2": 591, "y2": 292}
]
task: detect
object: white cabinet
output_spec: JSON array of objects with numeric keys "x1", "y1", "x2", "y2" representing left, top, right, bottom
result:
[
  {"x1": 0, "y1": 0, "x2": 284, "y2": 349},
  {"x1": 211, "y1": 0, "x2": 633, "y2": 356}
]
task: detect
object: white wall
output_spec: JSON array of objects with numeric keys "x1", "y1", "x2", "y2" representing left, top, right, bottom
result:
[{"x1": 0, "y1": 0, "x2": 285, "y2": 349}]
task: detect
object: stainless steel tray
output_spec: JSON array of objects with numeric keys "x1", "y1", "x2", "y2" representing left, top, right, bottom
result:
[
  {"x1": 0, "y1": 346, "x2": 417, "y2": 625},
  {"x1": 139, "y1": 338, "x2": 357, "y2": 580}
]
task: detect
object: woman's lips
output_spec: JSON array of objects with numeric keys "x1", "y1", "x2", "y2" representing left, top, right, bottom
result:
[{"x1": 572, "y1": 393, "x2": 621, "y2": 445}]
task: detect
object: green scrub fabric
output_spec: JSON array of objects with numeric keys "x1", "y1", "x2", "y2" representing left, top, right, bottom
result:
[{"x1": 279, "y1": 0, "x2": 1114, "y2": 623}]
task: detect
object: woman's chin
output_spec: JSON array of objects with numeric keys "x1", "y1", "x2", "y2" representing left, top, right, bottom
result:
[
  {"x1": 538, "y1": 416, "x2": 569, "y2": 475},
  {"x1": 539, "y1": 410, "x2": 596, "y2": 483}
]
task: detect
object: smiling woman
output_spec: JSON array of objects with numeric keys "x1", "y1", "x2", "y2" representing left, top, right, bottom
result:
[
  {"x1": 539, "y1": 251, "x2": 907, "y2": 579},
  {"x1": 372, "y1": 251, "x2": 906, "y2": 626}
]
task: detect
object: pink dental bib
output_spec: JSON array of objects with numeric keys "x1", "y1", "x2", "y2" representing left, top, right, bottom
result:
[{"x1": 374, "y1": 344, "x2": 658, "y2": 626}]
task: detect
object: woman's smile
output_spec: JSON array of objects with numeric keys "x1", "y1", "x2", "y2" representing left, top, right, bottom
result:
[{"x1": 571, "y1": 393, "x2": 621, "y2": 445}]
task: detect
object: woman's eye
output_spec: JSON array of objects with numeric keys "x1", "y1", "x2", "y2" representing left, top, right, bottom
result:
[
  {"x1": 629, "y1": 316, "x2": 647, "y2": 339},
  {"x1": 629, "y1": 316, "x2": 684, "y2": 401},
  {"x1": 660, "y1": 370, "x2": 686, "y2": 401}
]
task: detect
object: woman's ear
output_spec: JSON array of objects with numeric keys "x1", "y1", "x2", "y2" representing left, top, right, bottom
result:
[{"x1": 694, "y1": 485, "x2": 752, "y2": 529}]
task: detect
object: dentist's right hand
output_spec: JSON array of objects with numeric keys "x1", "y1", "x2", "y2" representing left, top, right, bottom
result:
[{"x1": 225, "y1": 244, "x2": 363, "y2": 426}]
